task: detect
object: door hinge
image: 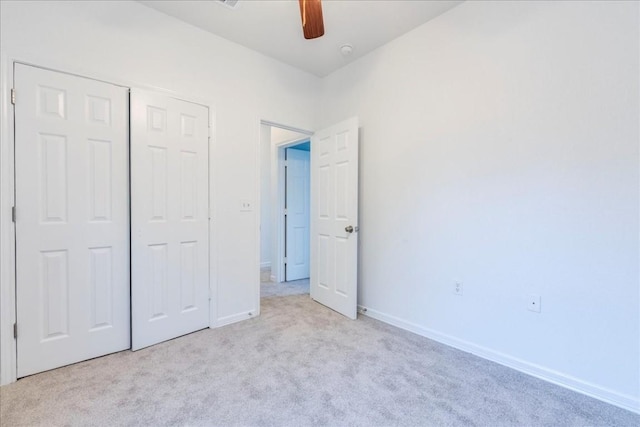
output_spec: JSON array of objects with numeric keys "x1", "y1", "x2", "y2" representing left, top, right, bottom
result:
[
  {"x1": 283, "y1": 257, "x2": 288, "y2": 264},
  {"x1": 11, "y1": 206, "x2": 16, "y2": 223},
  {"x1": 284, "y1": 160, "x2": 288, "y2": 167},
  {"x1": 11, "y1": 88, "x2": 16, "y2": 105},
  {"x1": 283, "y1": 208, "x2": 288, "y2": 216},
  {"x1": 13, "y1": 323, "x2": 17, "y2": 339}
]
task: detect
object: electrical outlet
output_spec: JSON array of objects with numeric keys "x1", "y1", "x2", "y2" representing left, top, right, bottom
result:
[
  {"x1": 240, "y1": 200, "x2": 253, "y2": 212},
  {"x1": 453, "y1": 281, "x2": 463, "y2": 296},
  {"x1": 528, "y1": 294, "x2": 541, "y2": 313}
]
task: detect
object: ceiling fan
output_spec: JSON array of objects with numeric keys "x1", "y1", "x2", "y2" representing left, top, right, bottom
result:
[{"x1": 299, "y1": 0, "x2": 325, "y2": 39}]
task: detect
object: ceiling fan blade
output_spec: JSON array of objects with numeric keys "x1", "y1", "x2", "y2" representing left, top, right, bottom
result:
[{"x1": 299, "y1": 0, "x2": 325, "y2": 40}]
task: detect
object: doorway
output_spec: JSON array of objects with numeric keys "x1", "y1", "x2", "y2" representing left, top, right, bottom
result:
[
  {"x1": 258, "y1": 117, "x2": 361, "y2": 319},
  {"x1": 259, "y1": 122, "x2": 312, "y2": 298}
]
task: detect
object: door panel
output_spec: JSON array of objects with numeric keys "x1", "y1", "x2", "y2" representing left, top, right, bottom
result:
[
  {"x1": 15, "y1": 64, "x2": 130, "y2": 377},
  {"x1": 131, "y1": 90, "x2": 209, "y2": 351},
  {"x1": 310, "y1": 118, "x2": 359, "y2": 319},
  {"x1": 285, "y1": 148, "x2": 310, "y2": 281}
]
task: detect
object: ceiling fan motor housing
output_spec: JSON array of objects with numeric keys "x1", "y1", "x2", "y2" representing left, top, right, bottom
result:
[{"x1": 299, "y1": 0, "x2": 325, "y2": 40}]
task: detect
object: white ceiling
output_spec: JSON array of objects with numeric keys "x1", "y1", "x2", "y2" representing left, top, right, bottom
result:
[{"x1": 138, "y1": 0, "x2": 463, "y2": 77}]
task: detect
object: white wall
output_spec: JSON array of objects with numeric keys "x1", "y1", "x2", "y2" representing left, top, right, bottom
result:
[
  {"x1": 271, "y1": 128, "x2": 309, "y2": 146},
  {"x1": 320, "y1": 0, "x2": 639, "y2": 411},
  {"x1": 0, "y1": 0, "x2": 320, "y2": 383}
]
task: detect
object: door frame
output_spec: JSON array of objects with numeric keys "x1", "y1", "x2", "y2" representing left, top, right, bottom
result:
[{"x1": 0, "y1": 54, "x2": 218, "y2": 385}]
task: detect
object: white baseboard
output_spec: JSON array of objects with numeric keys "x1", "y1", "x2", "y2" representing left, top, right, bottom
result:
[
  {"x1": 357, "y1": 305, "x2": 639, "y2": 415},
  {"x1": 260, "y1": 262, "x2": 271, "y2": 269},
  {"x1": 214, "y1": 310, "x2": 258, "y2": 328}
]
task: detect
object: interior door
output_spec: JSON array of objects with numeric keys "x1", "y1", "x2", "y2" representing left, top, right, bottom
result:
[
  {"x1": 285, "y1": 147, "x2": 310, "y2": 281},
  {"x1": 15, "y1": 63, "x2": 130, "y2": 377},
  {"x1": 131, "y1": 90, "x2": 210, "y2": 351},
  {"x1": 310, "y1": 117, "x2": 359, "y2": 319}
]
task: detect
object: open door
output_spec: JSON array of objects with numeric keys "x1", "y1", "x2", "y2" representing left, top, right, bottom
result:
[
  {"x1": 130, "y1": 90, "x2": 210, "y2": 350},
  {"x1": 310, "y1": 117, "x2": 359, "y2": 319},
  {"x1": 285, "y1": 147, "x2": 310, "y2": 281}
]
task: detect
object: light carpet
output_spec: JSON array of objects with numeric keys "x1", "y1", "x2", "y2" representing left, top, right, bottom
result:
[
  {"x1": 1, "y1": 295, "x2": 638, "y2": 426},
  {"x1": 261, "y1": 278, "x2": 310, "y2": 298}
]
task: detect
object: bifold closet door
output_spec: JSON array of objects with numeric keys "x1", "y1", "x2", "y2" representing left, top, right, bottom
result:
[
  {"x1": 130, "y1": 90, "x2": 210, "y2": 351},
  {"x1": 15, "y1": 63, "x2": 130, "y2": 377}
]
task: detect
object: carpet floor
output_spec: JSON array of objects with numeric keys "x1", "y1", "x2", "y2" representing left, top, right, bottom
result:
[
  {"x1": 1, "y1": 294, "x2": 638, "y2": 426},
  {"x1": 261, "y1": 278, "x2": 310, "y2": 298}
]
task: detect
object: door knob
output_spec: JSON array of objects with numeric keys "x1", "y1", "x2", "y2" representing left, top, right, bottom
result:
[{"x1": 345, "y1": 225, "x2": 354, "y2": 233}]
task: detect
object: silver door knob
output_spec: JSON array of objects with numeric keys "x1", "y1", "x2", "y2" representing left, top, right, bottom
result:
[{"x1": 345, "y1": 225, "x2": 354, "y2": 233}]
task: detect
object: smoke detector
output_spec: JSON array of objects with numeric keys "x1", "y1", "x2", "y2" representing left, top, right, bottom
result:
[
  {"x1": 340, "y1": 44, "x2": 354, "y2": 57},
  {"x1": 216, "y1": 0, "x2": 239, "y2": 9}
]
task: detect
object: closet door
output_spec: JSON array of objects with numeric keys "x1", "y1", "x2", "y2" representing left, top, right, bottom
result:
[
  {"x1": 15, "y1": 64, "x2": 130, "y2": 377},
  {"x1": 131, "y1": 90, "x2": 210, "y2": 350}
]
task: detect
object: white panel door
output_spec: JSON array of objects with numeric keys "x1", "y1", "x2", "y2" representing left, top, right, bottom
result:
[
  {"x1": 310, "y1": 118, "x2": 359, "y2": 319},
  {"x1": 285, "y1": 148, "x2": 310, "y2": 281},
  {"x1": 15, "y1": 64, "x2": 130, "y2": 377},
  {"x1": 131, "y1": 90, "x2": 209, "y2": 351}
]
